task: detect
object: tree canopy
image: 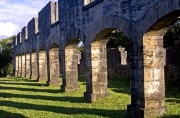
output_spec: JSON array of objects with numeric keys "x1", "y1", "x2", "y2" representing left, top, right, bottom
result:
[{"x1": 0, "y1": 36, "x2": 14, "y2": 77}]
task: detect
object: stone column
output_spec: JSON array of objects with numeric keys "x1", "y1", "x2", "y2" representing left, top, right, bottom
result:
[
  {"x1": 18, "y1": 55, "x2": 22, "y2": 77},
  {"x1": 127, "y1": 36, "x2": 166, "y2": 117},
  {"x1": 85, "y1": 40, "x2": 110, "y2": 103},
  {"x1": 26, "y1": 53, "x2": 31, "y2": 78},
  {"x1": 31, "y1": 52, "x2": 38, "y2": 79},
  {"x1": 119, "y1": 47, "x2": 127, "y2": 65},
  {"x1": 143, "y1": 36, "x2": 166, "y2": 117},
  {"x1": 49, "y1": 48, "x2": 60, "y2": 85},
  {"x1": 15, "y1": 56, "x2": 19, "y2": 76},
  {"x1": 21, "y1": 55, "x2": 26, "y2": 77},
  {"x1": 62, "y1": 45, "x2": 79, "y2": 91},
  {"x1": 39, "y1": 51, "x2": 48, "y2": 81}
]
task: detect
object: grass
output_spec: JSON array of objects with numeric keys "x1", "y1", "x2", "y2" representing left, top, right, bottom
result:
[{"x1": 0, "y1": 76, "x2": 179, "y2": 118}]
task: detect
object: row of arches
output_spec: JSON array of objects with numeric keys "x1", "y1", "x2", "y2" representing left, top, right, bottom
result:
[{"x1": 14, "y1": 2, "x2": 180, "y2": 117}]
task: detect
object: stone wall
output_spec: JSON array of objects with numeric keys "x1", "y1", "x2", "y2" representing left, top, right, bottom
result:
[{"x1": 107, "y1": 48, "x2": 129, "y2": 79}]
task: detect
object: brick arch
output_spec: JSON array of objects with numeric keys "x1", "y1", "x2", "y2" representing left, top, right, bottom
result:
[
  {"x1": 86, "y1": 15, "x2": 132, "y2": 43},
  {"x1": 137, "y1": 0, "x2": 180, "y2": 36}
]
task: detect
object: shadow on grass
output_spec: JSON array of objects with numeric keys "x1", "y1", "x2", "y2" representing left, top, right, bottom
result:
[
  {"x1": 0, "y1": 100, "x2": 126, "y2": 118},
  {"x1": 78, "y1": 75, "x2": 130, "y2": 95},
  {"x1": 0, "y1": 92, "x2": 84, "y2": 103},
  {"x1": 160, "y1": 115, "x2": 180, "y2": 118},
  {"x1": 0, "y1": 110, "x2": 27, "y2": 118},
  {"x1": 165, "y1": 98, "x2": 180, "y2": 104},
  {"x1": 108, "y1": 77, "x2": 130, "y2": 95},
  {"x1": 0, "y1": 82, "x2": 48, "y2": 87},
  {"x1": 0, "y1": 86, "x2": 60, "y2": 93}
]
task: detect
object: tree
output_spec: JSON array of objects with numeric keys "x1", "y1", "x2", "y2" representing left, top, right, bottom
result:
[
  {"x1": 0, "y1": 36, "x2": 14, "y2": 77},
  {"x1": 164, "y1": 22, "x2": 180, "y2": 48}
]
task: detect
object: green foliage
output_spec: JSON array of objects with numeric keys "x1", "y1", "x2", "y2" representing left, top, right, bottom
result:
[
  {"x1": 76, "y1": 46, "x2": 85, "y2": 52},
  {"x1": 164, "y1": 23, "x2": 180, "y2": 48},
  {"x1": 107, "y1": 31, "x2": 129, "y2": 49},
  {"x1": 0, "y1": 36, "x2": 14, "y2": 77}
]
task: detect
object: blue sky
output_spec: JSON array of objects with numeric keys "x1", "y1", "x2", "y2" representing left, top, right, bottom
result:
[{"x1": 0, "y1": 0, "x2": 58, "y2": 39}]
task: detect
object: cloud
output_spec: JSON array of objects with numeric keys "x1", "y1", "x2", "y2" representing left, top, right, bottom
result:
[
  {"x1": 0, "y1": 22, "x2": 20, "y2": 37},
  {"x1": 0, "y1": 0, "x2": 58, "y2": 39}
]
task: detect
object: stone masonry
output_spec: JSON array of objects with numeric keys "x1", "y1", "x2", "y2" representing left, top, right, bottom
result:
[{"x1": 13, "y1": 0, "x2": 180, "y2": 117}]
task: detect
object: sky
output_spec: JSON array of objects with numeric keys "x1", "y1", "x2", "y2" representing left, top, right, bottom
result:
[{"x1": 0, "y1": 0, "x2": 58, "y2": 40}]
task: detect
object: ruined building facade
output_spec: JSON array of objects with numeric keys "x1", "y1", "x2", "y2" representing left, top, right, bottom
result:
[{"x1": 13, "y1": 0, "x2": 180, "y2": 117}]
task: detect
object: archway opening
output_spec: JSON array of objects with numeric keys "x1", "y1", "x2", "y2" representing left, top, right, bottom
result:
[
  {"x1": 49, "y1": 43, "x2": 61, "y2": 85},
  {"x1": 88, "y1": 28, "x2": 130, "y2": 103}
]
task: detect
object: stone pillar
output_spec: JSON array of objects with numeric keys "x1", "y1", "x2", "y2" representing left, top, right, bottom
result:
[
  {"x1": 15, "y1": 56, "x2": 19, "y2": 76},
  {"x1": 62, "y1": 45, "x2": 79, "y2": 91},
  {"x1": 84, "y1": 44, "x2": 93, "y2": 102},
  {"x1": 85, "y1": 40, "x2": 110, "y2": 103},
  {"x1": 127, "y1": 36, "x2": 166, "y2": 118},
  {"x1": 18, "y1": 55, "x2": 22, "y2": 77},
  {"x1": 119, "y1": 47, "x2": 127, "y2": 65},
  {"x1": 39, "y1": 50, "x2": 48, "y2": 80},
  {"x1": 31, "y1": 52, "x2": 38, "y2": 79},
  {"x1": 21, "y1": 55, "x2": 26, "y2": 77},
  {"x1": 49, "y1": 48, "x2": 60, "y2": 85},
  {"x1": 143, "y1": 36, "x2": 166, "y2": 117},
  {"x1": 26, "y1": 53, "x2": 31, "y2": 78}
]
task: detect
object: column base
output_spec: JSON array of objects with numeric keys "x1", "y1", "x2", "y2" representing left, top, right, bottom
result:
[
  {"x1": 47, "y1": 80, "x2": 60, "y2": 86},
  {"x1": 30, "y1": 76, "x2": 38, "y2": 80},
  {"x1": 61, "y1": 84, "x2": 80, "y2": 92},
  {"x1": 127, "y1": 104, "x2": 166, "y2": 118},
  {"x1": 84, "y1": 92, "x2": 110, "y2": 103}
]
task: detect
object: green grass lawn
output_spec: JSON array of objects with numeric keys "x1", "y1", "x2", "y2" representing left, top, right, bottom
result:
[{"x1": 0, "y1": 76, "x2": 179, "y2": 118}]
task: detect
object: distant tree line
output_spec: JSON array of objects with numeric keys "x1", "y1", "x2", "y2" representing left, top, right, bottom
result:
[{"x1": 0, "y1": 36, "x2": 14, "y2": 77}]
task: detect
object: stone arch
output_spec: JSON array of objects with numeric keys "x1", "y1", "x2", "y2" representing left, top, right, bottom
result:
[
  {"x1": 85, "y1": 28, "x2": 130, "y2": 103},
  {"x1": 82, "y1": 16, "x2": 132, "y2": 103},
  {"x1": 48, "y1": 42, "x2": 61, "y2": 85},
  {"x1": 61, "y1": 28, "x2": 86, "y2": 92},
  {"x1": 86, "y1": 16, "x2": 132, "y2": 44},
  {"x1": 137, "y1": 0, "x2": 180, "y2": 36},
  {"x1": 128, "y1": 1, "x2": 180, "y2": 117},
  {"x1": 64, "y1": 28, "x2": 86, "y2": 46}
]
